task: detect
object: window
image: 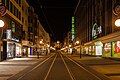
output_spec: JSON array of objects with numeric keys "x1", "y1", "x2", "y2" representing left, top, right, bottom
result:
[
  {"x1": 14, "y1": 6, "x2": 16, "y2": 15},
  {"x1": 19, "y1": 0, "x2": 21, "y2": 7},
  {"x1": 11, "y1": 21, "x2": 15, "y2": 32},
  {"x1": 2, "y1": 0, "x2": 5, "y2": 5},
  {"x1": 19, "y1": 11, "x2": 21, "y2": 20},
  {"x1": 6, "y1": 0, "x2": 9, "y2": 10},
  {"x1": 10, "y1": 2, "x2": 13, "y2": 13},
  {"x1": 22, "y1": 17, "x2": 24, "y2": 23}
]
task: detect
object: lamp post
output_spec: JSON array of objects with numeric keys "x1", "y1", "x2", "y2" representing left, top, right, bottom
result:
[
  {"x1": 0, "y1": 19, "x2": 5, "y2": 61},
  {"x1": 39, "y1": 39, "x2": 43, "y2": 55},
  {"x1": 75, "y1": 40, "x2": 82, "y2": 58}
]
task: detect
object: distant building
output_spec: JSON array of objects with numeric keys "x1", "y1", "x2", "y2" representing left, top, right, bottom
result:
[{"x1": 28, "y1": 6, "x2": 50, "y2": 56}]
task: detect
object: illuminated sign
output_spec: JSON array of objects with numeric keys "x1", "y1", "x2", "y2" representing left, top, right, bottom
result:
[
  {"x1": 6, "y1": 29, "x2": 11, "y2": 40},
  {"x1": 92, "y1": 23, "x2": 102, "y2": 39},
  {"x1": 0, "y1": 3, "x2": 6, "y2": 16},
  {"x1": 12, "y1": 21, "x2": 15, "y2": 32},
  {"x1": 113, "y1": 3, "x2": 120, "y2": 16},
  {"x1": 71, "y1": 16, "x2": 74, "y2": 41},
  {"x1": 11, "y1": 38, "x2": 19, "y2": 42}
]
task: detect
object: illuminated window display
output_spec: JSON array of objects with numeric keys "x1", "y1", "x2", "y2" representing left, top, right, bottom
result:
[
  {"x1": 91, "y1": 46, "x2": 95, "y2": 55},
  {"x1": 84, "y1": 47, "x2": 88, "y2": 54},
  {"x1": 112, "y1": 41, "x2": 120, "y2": 57},
  {"x1": 96, "y1": 46, "x2": 102, "y2": 55},
  {"x1": 7, "y1": 42, "x2": 21, "y2": 58},
  {"x1": 7, "y1": 42, "x2": 15, "y2": 58},
  {"x1": 88, "y1": 46, "x2": 91, "y2": 55},
  {"x1": 88, "y1": 46, "x2": 95, "y2": 55},
  {"x1": 16, "y1": 45, "x2": 21, "y2": 57},
  {"x1": 103, "y1": 43, "x2": 111, "y2": 57}
]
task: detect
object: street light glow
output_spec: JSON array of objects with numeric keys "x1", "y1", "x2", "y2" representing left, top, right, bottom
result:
[
  {"x1": 39, "y1": 40, "x2": 43, "y2": 44},
  {"x1": 0, "y1": 20, "x2": 4, "y2": 27},
  {"x1": 115, "y1": 19, "x2": 120, "y2": 27},
  {"x1": 76, "y1": 41, "x2": 79, "y2": 44}
]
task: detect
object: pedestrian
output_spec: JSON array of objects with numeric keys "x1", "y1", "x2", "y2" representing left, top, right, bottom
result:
[{"x1": 37, "y1": 50, "x2": 39, "y2": 59}]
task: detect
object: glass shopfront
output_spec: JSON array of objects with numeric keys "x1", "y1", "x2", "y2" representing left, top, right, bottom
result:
[
  {"x1": 88, "y1": 46, "x2": 95, "y2": 55},
  {"x1": 103, "y1": 43, "x2": 111, "y2": 57},
  {"x1": 7, "y1": 42, "x2": 15, "y2": 58},
  {"x1": 16, "y1": 44, "x2": 21, "y2": 57},
  {"x1": 112, "y1": 41, "x2": 120, "y2": 57},
  {"x1": 7, "y1": 41, "x2": 21, "y2": 58}
]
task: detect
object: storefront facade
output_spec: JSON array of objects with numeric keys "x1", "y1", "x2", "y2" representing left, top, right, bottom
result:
[
  {"x1": 22, "y1": 40, "x2": 33, "y2": 57},
  {"x1": 84, "y1": 31, "x2": 120, "y2": 58},
  {"x1": 7, "y1": 41, "x2": 22, "y2": 58}
]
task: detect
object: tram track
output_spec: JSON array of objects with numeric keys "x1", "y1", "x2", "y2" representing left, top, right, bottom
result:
[
  {"x1": 8, "y1": 52, "x2": 110, "y2": 80},
  {"x1": 44, "y1": 54, "x2": 57, "y2": 80},
  {"x1": 8, "y1": 53, "x2": 56, "y2": 80},
  {"x1": 61, "y1": 53, "x2": 109, "y2": 80}
]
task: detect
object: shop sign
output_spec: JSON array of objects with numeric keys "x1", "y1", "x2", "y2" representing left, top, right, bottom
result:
[
  {"x1": 94, "y1": 41, "x2": 103, "y2": 46},
  {"x1": 11, "y1": 38, "x2": 19, "y2": 42},
  {"x1": 113, "y1": 3, "x2": 120, "y2": 16},
  {"x1": 22, "y1": 40, "x2": 33, "y2": 46},
  {"x1": 0, "y1": 3, "x2": 6, "y2": 16},
  {"x1": 92, "y1": 23, "x2": 102, "y2": 39},
  {"x1": 6, "y1": 29, "x2": 11, "y2": 40}
]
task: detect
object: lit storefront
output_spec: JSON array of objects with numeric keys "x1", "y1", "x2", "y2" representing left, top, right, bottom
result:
[
  {"x1": 103, "y1": 43, "x2": 111, "y2": 57},
  {"x1": 84, "y1": 47, "x2": 88, "y2": 54},
  {"x1": 22, "y1": 40, "x2": 33, "y2": 57},
  {"x1": 4, "y1": 18, "x2": 23, "y2": 59},
  {"x1": 85, "y1": 31, "x2": 120, "y2": 58},
  {"x1": 88, "y1": 46, "x2": 95, "y2": 55},
  {"x1": 94, "y1": 41, "x2": 103, "y2": 56},
  {"x1": 7, "y1": 41, "x2": 22, "y2": 58},
  {"x1": 112, "y1": 41, "x2": 120, "y2": 57}
]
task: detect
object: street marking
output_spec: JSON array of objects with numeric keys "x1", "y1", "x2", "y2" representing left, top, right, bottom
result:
[
  {"x1": 16, "y1": 53, "x2": 55, "y2": 80},
  {"x1": 44, "y1": 54, "x2": 57, "y2": 80},
  {"x1": 65, "y1": 55, "x2": 102, "y2": 80},
  {"x1": 60, "y1": 54, "x2": 74, "y2": 80}
]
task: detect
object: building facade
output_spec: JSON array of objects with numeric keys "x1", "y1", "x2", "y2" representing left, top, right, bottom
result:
[
  {"x1": 75, "y1": 0, "x2": 120, "y2": 57},
  {"x1": 0, "y1": 0, "x2": 23, "y2": 60},
  {"x1": 0, "y1": 0, "x2": 50, "y2": 60}
]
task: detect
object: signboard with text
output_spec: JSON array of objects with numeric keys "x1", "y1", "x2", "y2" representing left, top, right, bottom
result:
[{"x1": 0, "y1": 3, "x2": 6, "y2": 16}]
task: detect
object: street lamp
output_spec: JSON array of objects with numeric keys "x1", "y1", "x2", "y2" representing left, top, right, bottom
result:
[
  {"x1": 0, "y1": 20, "x2": 4, "y2": 27},
  {"x1": 113, "y1": 3, "x2": 120, "y2": 27},
  {"x1": 75, "y1": 40, "x2": 82, "y2": 58},
  {"x1": 76, "y1": 41, "x2": 79, "y2": 44},
  {"x1": 0, "y1": 19, "x2": 5, "y2": 61},
  {"x1": 69, "y1": 44, "x2": 71, "y2": 47},
  {"x1": 115, "y1": 19, "x2": 120, "y2": 27},
  {"x1": 39, "y1": 40, "x2": 43, "y2": 44}
]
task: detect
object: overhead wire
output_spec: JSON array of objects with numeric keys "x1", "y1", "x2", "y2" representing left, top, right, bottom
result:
[{"x1": 36, "y1": 0, "x2": 57, "y2": 41}]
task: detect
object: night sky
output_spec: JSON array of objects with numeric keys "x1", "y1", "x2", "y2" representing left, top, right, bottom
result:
[{"x1": 27, "y1": 0, "x2": 78, "y2": 42}]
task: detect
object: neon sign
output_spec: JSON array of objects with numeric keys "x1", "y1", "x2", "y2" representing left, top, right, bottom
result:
[{"x1": 92, "y1": 23, "x2": 102, "y2": 39}]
